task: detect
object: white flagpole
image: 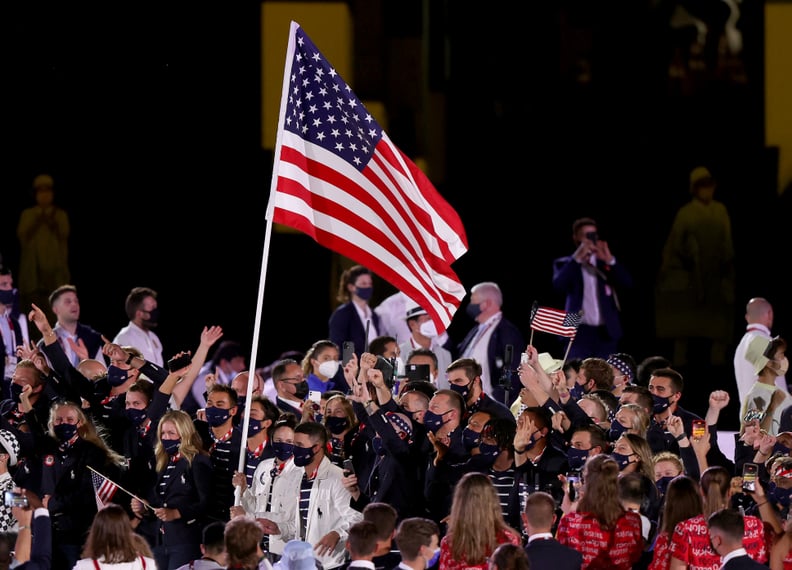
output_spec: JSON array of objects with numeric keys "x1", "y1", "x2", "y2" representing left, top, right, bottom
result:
[{"x1": 235, "y1": 21, "x2": 299, "y2": 505}]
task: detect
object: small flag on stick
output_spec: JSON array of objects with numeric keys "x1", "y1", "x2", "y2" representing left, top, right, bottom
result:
[
  {"x1": 529, "y1": 303, "x2": 582, "y2": 339},
  {"x1": 91, "y1": 469, "x2": 119, "y2": 510}
]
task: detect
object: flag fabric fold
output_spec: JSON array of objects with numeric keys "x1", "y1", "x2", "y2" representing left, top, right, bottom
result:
[
  {"x1": 529, "y1": 303, "x2": 582, "y2": 339},
  {"x1": 91, "y1": 470, "x2": 119, "y2": 510},
  {"x1": 265, "y1": 21, "x2": 468, "y2": 331}
]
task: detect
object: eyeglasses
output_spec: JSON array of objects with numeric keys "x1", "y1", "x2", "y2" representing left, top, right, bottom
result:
[{"x1": 279, "y1": 377, "x2": 304, "y2": 384}]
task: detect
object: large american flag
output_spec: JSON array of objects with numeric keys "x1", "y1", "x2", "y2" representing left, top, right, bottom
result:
[
  {"x1": 266, "y1": 21, "x2": 468, "y2": 330},
  {"x1": 530, "y1": 304, "x2": 582, "y2": 338},
  {"x1": 91, "y1": 469, "x2": 119, "y2": 510}
]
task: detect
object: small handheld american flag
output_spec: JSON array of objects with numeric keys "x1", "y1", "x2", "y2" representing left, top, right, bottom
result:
[
  {"x1": 529, "y1": 303, "x2": 583, "y2": 339},
  {"x1": 91, "y1": 470, "x2": 119, "y2": 510}
]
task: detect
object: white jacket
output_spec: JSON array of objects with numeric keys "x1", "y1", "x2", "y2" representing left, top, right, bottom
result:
[
  {"x1": 269, "y1": 456, "x2": 363, "y2": 569},
  {"x1": 240, "y1": 457, "x2": 297, "y2": 555}
]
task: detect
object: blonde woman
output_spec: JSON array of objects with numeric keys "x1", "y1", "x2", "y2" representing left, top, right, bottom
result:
[
  {"x1": 34, "y1": 400, "x2": 126, "y2": 570},
  {"x1": 438, "y1": 472, "x2": 521, "y2": 570},
  {"x1": 131, "y1": 410, "x2": 212, "y2": 570}
]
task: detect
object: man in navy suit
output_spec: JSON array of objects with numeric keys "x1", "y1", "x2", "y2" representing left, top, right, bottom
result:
[
  {"x1": 708, "y1": 508, "x2": 767, "y2": 569},
  {"x1": 552, "y1": 217, "x2": 632, "y2": 360},
  {"x1": 523, "y1": 491, "x2": 582, "y2": 570},
  {"x1": 456, "y1": 282, "x2": 524, "y2": 406}
]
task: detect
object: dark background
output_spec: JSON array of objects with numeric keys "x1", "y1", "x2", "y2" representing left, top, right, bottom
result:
[{"x1": 2, "y1": 1, "x2": 789, "y2": 428}]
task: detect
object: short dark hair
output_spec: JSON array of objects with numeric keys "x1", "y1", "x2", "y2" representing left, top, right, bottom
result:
[
  {"x1": 202, "y1": 520, "x2": 226, "y2": 554},
  {"x1": 49, "y1": 284, "x2": 77, "y2": 307},
  {"x1": 346, "y1": 520, "x2": 379, "y2": 558},
  {"x1": 394, "y1": 517, "x2": 439, "y2": 561},
  {"x1": 295, "y1": 421, "x2": 329, "y2": 448},
  {"x1": 446, "y1": 358, "x2": 482, "y2": 382},
  {"x1": 362, "y1": 502, "x2": 398, "y2": 541},
  {"x1": 650, "y1": 367, "x2": 684, "y2": 393},
  {"x1": 124, "y1": 286, "x2": 157, "y2": 321},
  {"x1": 708, "y1": 508, "x2": 745, "y2": 543}
]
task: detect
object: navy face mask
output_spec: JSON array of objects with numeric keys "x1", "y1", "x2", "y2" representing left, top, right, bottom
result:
[
  {"x1": 569, "y1": 383, "x2": 585, "y2": 400},
  {"x1": 450, "y1": 381, "x2": 473, "y2": 402},
  {"x1": 247, "y1": 418, "x2": 263, "y2": 438},
  {"x1": 422, "y1": 410, "x2": 451, "y2": 434},
  {"x1": 769, "y1": 483, "x2": 792, "y2": 508},
  {"x1": 462, "y1": 427, "x2": 481, "y2": 451},
  {"x1": 465, "y1": 302, "x2": 482, "y2": 320},
  {"x1": 271, "y1": 442, "x2": 294, "y2": 461},
  {"x1": 107, "y1": 365, "x2": 129, "y2": 387},
  {"x1": 655, "y1": 475, "x2": 674, "y2": 497},
  {"x1": 566, "y1": 447, "x2": 589, "y2": 471},
  {"x1": 611, "y1": 451, "x2": 633, "y2": 471},
  {"x1": 325, "y1": 416, "x2": 349, "y2": 435},
  {"x1": 355, "y1": 287, "x2": 373, "y2": 301},
  {"x1": 125, "y1": 408, "x2": 148, "y2": 426},
  {"x1": 292, "y1": 445, "x2": 316, "y2": 467},
  {"x1": 652, "y1": 394, "x2": 671, "y2": 415},
  {"x1": 205, "y1": 406, "x2": 231, "y2": 427},
  {"x1": 162, "y1": 438, "x2": 181, "y2": 455},
  {"x1": 54, "y1": 423, "x2": 78, "y2": 442},
  {"x1": 608, "y1": 419, "x2": 628, "y2": 441}
]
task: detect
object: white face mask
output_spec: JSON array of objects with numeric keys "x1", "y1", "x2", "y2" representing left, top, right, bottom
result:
[
  {"x1": 318, "y1": 360, "x2": 340, "y2": 378},
  {"x1": 419, "y1": 320, "x2": 438, "y2": 338},
  {"x1": 773, "y1": 357, "x2": 789, "y2": 376}
]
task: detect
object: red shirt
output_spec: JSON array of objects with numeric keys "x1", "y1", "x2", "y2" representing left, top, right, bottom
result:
[
  {"x1": 668, "y1": 513, "x2": 767, "y2": 570},
  {"x1": 648, "y1": 531, "x2": 672, "y2": 570},
  {"x1": 438, "y1": 528, "x2": 521, "y2": 570},
  {"x1": 556, "y1": 509, "x2": 644, "y2": 570}
]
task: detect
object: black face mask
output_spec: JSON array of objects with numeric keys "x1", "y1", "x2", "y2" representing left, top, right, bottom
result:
[
  {"x1": 142, "y1": 308, "x2": 160, "y2": 328},
  {"x1": 293, "y1": 381, "x2": 309, "y2": 400}
]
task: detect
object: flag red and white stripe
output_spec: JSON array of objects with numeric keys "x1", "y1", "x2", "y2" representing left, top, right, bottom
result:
[
  {"x1": 530, "y1": 306, "x2": 582, "y2": 339},
  {"x1": 91, "y1": 470, "x2": 119, "y2": 510},
  {"x1": 266, "y1": 21, "x2": 468, "y2": 330}
]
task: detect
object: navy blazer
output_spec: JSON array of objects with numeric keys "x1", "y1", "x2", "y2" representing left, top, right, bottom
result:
[
  {"x1": 15, "y1": 512, "x2": 52, "y2": 570},
  {"x1": 525, "y1": 537, "x2": 583, "y2": 570},
  {"x1": 139, "y1": 453, "x2": 213, "y2": 547},
  {"x1": 721, "y1": 553, "x2": 769, "y2": 569},
  {"x1": 456, "y1": 317, "x2": 525, "y2": 406},
  {"x1": 329, "y1": 302, "x2": 381, "y2": 358},
  {"x1": 552, "y1": 254, "x2": 632, "y2": 358}
]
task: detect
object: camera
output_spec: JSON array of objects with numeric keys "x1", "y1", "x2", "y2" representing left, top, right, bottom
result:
[
  {"x1": 405, "y1": 364, "x2": 430, "y2": 383},
  {"x1": 167, "y1": 353, "x2": 192, "y2": 373},
  {"x1": 585, "y1": 231, "x2": 598, "y2": 244},
  {"x1": 4, "y1": 490, "x2": 28, "y2": 508}
]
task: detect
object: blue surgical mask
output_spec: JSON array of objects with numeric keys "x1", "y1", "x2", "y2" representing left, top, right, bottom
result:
[
  {"x1": 652, "y1": 394, "x2": 671, "y2": 415},
  {"x1": 54, "y1": 423, "x2": 78, "y2": 442},
  {"x1": 107, "y1": 365, "x2": 129, "y2": 387},
  {"x1": 247, "y1": 418, "x2": 263, "y2": 438},
  {"x1": 465, "y1": 302, "x2": 482, "y2": 320},
  {"x1": 292, "y1": 445, "x2": 316, "y2": 467},
  {"x1": 422, "y1": 410, "x2": 451, "y2": 434},
  {"x1": 655, "y1": 476, "x2": 674, "y2": 497},
  {"x1": 125, "y1": 408, "x2": 148, "y2": 426},
  {"x1": 271, "y1": 442, "x2": 294, "y2": 462},
  {"x1": 462, "y1": 427, "x2": 482, "y2": 451},
  {"x1": 162, "y1": 438, "x2": 181, "y2": 455},
  {"x1": 204, "y1": 406, "x2": 231, "y2": 427},
  {"x1": 325, "y1": 416, "x2": 349, "y2": 435},
  {"x1": 426, "y1": 547, "x2": 440, "y2": 567},
  {"x1": 449, "y1": 381, "x2": 472, "y2": 402},
  {"x1": 611, "y1": 451, "x2": 633, "y2": 471},
  {"x1": 566, "y1": 447, "x2": 590, "y2": 471},
  {"x1": 608, "y1": 419, "x2": 628, "y2": 441},
  {"x1": 569, "y1": 383, "x2": 585, "y2": 400},
  {"x1": 355, "y1": 287, "x2": 373, "y2": 301}
]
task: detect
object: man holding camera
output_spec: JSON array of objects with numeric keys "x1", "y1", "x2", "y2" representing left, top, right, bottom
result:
[{"x1": 552, "y1": 217, "x2": 633, "y2": 361}]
